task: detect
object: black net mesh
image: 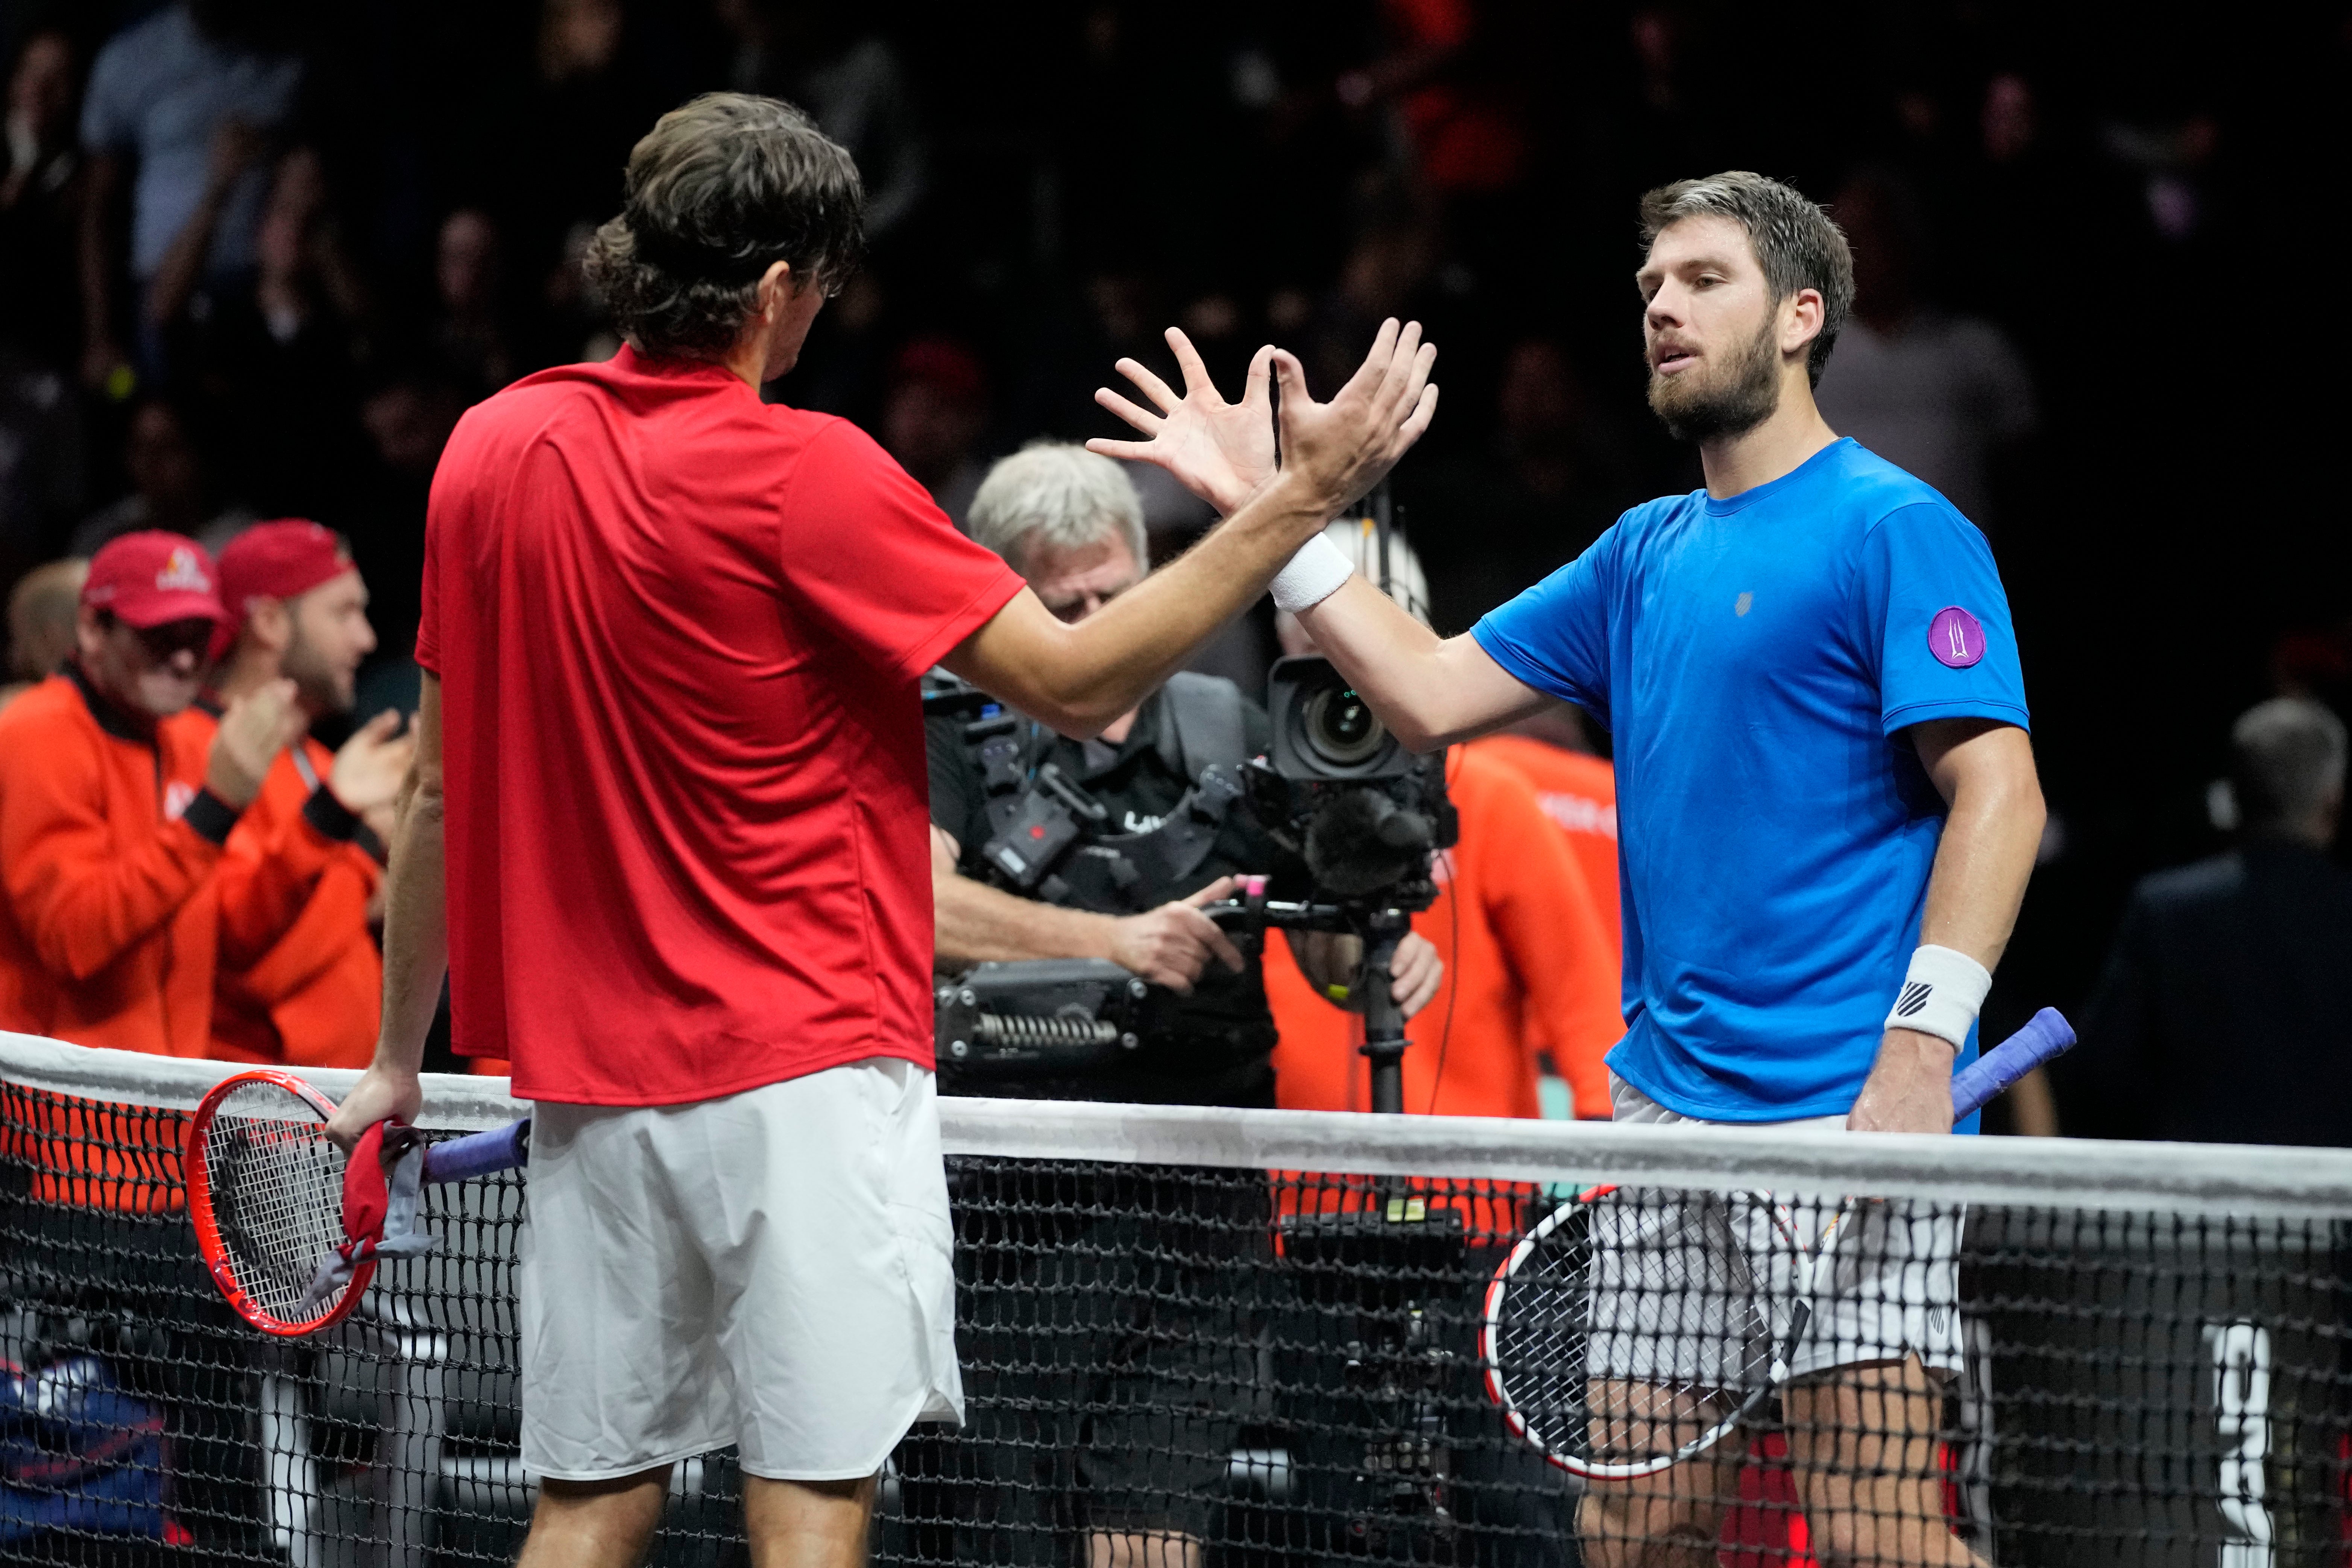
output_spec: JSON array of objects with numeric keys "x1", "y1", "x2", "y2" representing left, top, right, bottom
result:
[{"x1": 3, "y1": 1075, "x2": 2349, "y2": 1568}]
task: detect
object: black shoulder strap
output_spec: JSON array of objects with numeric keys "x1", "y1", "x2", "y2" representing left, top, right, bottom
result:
[{"x1": 1155, "y1": 672, "x2": 1250, "y2": 785}]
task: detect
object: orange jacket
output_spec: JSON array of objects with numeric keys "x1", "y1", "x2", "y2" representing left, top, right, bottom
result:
[
  {"x1": 1465, "y1": 734, "x2": 1621, "y2": 958},
  {"x1": 0, "y1": 669, "x2": 235, "y2": 1056},
  {"x1": 182, "y1": 703, "x2": 383, "y2": 1069},
  {"x1": 0, "y1": 669, "x2": 241, "y2": 1211},
  {"x1": 1267, "y1": 747, "x2": 1624, "y2": 1122}
]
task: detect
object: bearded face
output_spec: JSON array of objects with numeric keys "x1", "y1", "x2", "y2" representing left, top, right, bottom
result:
[{"x1": 1646, "y1": 310, "x2": 1783, "y2": 445}]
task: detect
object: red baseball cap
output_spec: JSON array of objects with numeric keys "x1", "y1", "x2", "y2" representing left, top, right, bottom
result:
[
  {"x1": 81, "y1": 531, "x2": 229, "y2": 629},
  {"x1": 217, "y1": 519, "x2": 354, "y2": 626}
]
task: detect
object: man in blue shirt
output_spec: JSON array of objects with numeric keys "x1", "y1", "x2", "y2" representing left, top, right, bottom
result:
[{"x1": 1093, "y1": 172, "x2": 2042, "y2": 1567}]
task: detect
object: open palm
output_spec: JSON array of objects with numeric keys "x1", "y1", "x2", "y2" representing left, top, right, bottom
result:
[{"x1": 1086, "y1": 328, "x2": 1277, "y2": 516}]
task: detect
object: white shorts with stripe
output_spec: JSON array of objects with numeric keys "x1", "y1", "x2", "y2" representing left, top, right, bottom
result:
[{"x1": 1587, "y1": 1073, "x2": 1965, "y2": 1388}]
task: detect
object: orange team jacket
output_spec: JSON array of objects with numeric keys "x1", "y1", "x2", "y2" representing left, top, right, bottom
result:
[
  {"x1": 1464, "y1": 733, "x2": 1622, "y2": 959},
  {"x1": 0, "y1": 669, "x2": 238, "y2": 1210},
  {"x1": 1266, "y1": 745, "x2": 1624, "y2": 1122},
  {"x1": 0, "y1": 669, "x2": 235, "y2": 1056},
  {"x1": 181, "y1": 701, "x2": 383, "y2": 1069}
]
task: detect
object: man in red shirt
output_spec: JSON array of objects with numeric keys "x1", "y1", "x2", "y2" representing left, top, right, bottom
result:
[
  {"x1": 195, "y1": 520, "x2": 413, "y2": 1067},
  {"x1": 325, "y1": 93, "x2": 1436, "y2": 1568}
]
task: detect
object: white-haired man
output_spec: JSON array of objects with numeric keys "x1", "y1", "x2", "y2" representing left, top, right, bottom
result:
[
  {"x1": 916, "y1": 440, "x2": 1438, "y2": 1568},
  {"x1": 1095, "y1": 173, "x2": 2044, "y2": 1567}
]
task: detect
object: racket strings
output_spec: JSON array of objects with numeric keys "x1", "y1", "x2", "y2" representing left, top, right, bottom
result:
[
  {"x1": 1491, "y1": 1189, "x2": 1803, "y2": 1470},
  {"x1": 201, "y1": 1079, "x2": 349, "y2": 1323}
]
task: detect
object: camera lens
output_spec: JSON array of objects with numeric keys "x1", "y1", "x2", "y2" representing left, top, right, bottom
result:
[{"x1": 1303, "y1": 685, "x2": 1389, "y2": 768}]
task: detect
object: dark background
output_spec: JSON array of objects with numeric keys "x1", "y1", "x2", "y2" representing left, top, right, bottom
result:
[{"x1": 5, "y1": 0, "x2": 2348, "y2": 1125}]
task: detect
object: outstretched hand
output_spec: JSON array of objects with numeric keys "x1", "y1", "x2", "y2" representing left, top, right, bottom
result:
[
  {"x1": 1087, "y1": 331, "x2": 1278, "y2": 516},
  {"x1": 1088, "y1": 319, "x2": 1437, "y2": 523}
]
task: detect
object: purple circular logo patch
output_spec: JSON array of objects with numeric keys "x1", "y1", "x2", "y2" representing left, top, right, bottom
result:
[{"x1": 1928, "y1": 606, "x2": 1986, "y2": 669}]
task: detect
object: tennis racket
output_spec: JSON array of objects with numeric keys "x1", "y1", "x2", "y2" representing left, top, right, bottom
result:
[
  {"x1": 1480, "y1": 1006, "x2": 2075, "y2": 1479},
  {"x1": 186, "y1": 1071, "x2": 531, "y2": 1336}
]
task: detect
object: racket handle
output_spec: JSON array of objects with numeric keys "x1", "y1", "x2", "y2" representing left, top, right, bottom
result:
[
  {"x1": 1949, "y1": 1008, "x2": 2074, "y2": 1118},
  {"x1": 421, "y1": 1117, "x2": 531, "y2": 1184}
]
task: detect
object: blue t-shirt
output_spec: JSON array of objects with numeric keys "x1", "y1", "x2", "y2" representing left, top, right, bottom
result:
[
  {"x1": 1472, "y1": 439, "x2": 2029, "y2": 1123},
  {"x1": 79, "y1": 5, "x2": 301, "y2": 281}
]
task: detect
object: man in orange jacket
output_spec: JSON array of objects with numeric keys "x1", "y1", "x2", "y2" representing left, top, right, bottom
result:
[
  {"x1": 0, "y1": 531, "x2": 304, "y2": 1058},
  {"x1": 192, "y1": 520, "x2": 413, "y2": 1068}
]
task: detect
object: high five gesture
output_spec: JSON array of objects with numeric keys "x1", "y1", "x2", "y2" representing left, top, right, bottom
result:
[{"x1": 1087, "y1": 320, "x2": 1438, "y2": 521}]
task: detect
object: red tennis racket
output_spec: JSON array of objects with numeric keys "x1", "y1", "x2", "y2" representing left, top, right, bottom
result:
[
  {"x1": 186, "y1": 1070, "x2": 369, "y2": 1336},
  {"x1": 186, "y1": 1070, "x2": 533, "y2": 1336}
]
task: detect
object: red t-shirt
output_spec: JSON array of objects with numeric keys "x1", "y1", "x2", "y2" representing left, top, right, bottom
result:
[{"x1": 418, "y1": 346, "x2": 1024, "y2": 1105}]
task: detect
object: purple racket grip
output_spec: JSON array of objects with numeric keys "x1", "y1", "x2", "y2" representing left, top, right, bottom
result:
[
  {"x1": 420, "y1": 1118, "x2": 531, "y2": 1184},
  {"x1": 1949, "y1": 1008, "x2": 2074, "y2": 1118}
]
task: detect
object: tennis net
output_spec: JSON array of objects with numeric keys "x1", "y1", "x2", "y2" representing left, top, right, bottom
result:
[{"x1": 3, "y1": 1032, "x2": 2349, "y2": 1568}]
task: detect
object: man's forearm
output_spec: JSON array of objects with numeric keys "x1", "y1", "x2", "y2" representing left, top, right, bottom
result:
[
  {"x1": 1301, "y1": 578, "x2": 1549, "y2": 751},
  {"x1": 934, "y1": 870, "x2": 1116, "y2": 967},
  {"x1": 947, "y1": 471, "x2": 1333, "y2": 735},
  {"x1": 372, "y1": 775, "x2": 448, "y2": 1075}
]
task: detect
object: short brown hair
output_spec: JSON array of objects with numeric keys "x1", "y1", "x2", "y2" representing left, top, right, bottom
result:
[
  {"x1": 583, "y1": 93, "x2": 865, "y2": 360},
  {"x1": 1639, "y1": 172, "x2": 1854, "y2": 386}
]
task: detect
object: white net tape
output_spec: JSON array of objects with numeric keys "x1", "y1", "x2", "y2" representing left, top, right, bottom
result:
[{"x1": 8, "y1": 1031, "x2": 2352, "y2": 1217}]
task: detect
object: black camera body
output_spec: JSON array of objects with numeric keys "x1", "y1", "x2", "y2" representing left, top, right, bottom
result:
[{"x1": 1259, "y1": 656, "x2": 1456, "y2": 903}]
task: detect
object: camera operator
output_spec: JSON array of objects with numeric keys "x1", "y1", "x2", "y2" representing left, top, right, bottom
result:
[
  {"x1": 912, "y1": 442, "x2": 1438, "y2": 1568},
  {"x1": 926, "y1": 442, "x2": 1440, "y2": 1105}
]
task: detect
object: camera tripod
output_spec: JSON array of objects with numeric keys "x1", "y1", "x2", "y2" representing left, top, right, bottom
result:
[{"x1": 1208, "y1": 887, "x2": 1470, "y2": 1561}]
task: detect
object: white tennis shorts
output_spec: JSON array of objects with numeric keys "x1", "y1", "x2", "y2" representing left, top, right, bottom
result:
[
  {"x1": 518, "y1": 1057, "x2": 963, "y2": 1482},
  {"x1": 1587, "y1": 1074, "x2": 1964, "y2": 1389}
]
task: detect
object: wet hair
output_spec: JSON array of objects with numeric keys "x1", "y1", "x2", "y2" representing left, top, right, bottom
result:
[
  {"x1": 1639, "y1": 172, "x2": 1854, "y2": 386},
  {"x1": 2229, "y1": 698, "x2": 2347, "y2": 836},
  {"x1": 582, "y1": 93, "x2": 864, "y2": 360}
]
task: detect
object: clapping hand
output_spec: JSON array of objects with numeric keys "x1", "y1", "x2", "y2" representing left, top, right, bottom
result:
[{"x1": 205, "y1": 679, "x2": 307, "y2": 808}]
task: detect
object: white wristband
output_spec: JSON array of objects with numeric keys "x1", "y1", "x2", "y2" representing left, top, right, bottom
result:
[
  {"x1": 1885, "y1": 944, "x2": 1992, "y2": 1048},
  {"x1": 1270, "y1": 534, "x2": 1354, "y2": 614}
]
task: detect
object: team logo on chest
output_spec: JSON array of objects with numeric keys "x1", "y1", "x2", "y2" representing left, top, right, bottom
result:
[{"x1": 1927, "y1": 606, "x2": 1986, "y2": 669}]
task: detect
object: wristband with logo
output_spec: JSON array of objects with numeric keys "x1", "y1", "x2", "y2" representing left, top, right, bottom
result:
[{"x1": 1884, "y1": 943, "x2": 1991, "y2": 1049}]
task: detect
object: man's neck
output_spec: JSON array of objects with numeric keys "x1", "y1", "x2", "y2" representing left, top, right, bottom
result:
[{"x1": 1698, "y1": 378, "x2": 1839, "y2": 500}]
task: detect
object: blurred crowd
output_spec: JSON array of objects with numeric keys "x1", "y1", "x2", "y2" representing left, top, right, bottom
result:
[{"x1": 0, "y1": 0, "x2": 2346, "y2": 1141}]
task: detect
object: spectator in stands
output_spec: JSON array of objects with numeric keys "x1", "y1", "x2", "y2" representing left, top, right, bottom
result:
[
  {"x1": 0, "y1": 29, "x2": 85, "y2": 374},
  {"x1": 2067, "y1": 698, "x2": 2352, "y2": 1146},
  {"x1": 341, "y1": 370, "x2": 468, "y2": 668},
  {"x1": 187, "y1": 146, "x2": 374, "y2": 518},
  {"x1": 1409, "y1": 337, "x2": 1629, "y2": 632},
  {"x1": 430, "y1": 208, "x2": 519, "y2": 399},
  {"x1": 77, "y1": 0, "x2": 302, "y2": 388},
  {"x1": 718, "y1": 0, "x2": 929, "y2": 238},
  {"x1": 0, "y1": 344, "x2": 82, "y2": 585},
  {"x1": 881, "y1": 338, "x2": 990, "y2": 529},
  {"x1": 197, "y1": 521, "x2": 412, "y2": 1068},
  {"x1": 0, "y1": 531, "x2": 301, "y2": 1056},
  {"x1": 914, "y1": 443, "x2": 1437, "y2": 1568},
  {"x1": 71, "y1": 395, "x2": 254, "y2": 557},
  {"x1": 2, "y1": 557, "x2": 87, "y2": 708},
  {"x1": 1266, "y1": 524, "x2": 1622, "y2": 1124},
  {"x1": 510, "y1": 0, "x2": 652, "y2": 279},
  {"x1": 1813, "y1": 168, "x2": 2035, "y2": 529}
]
